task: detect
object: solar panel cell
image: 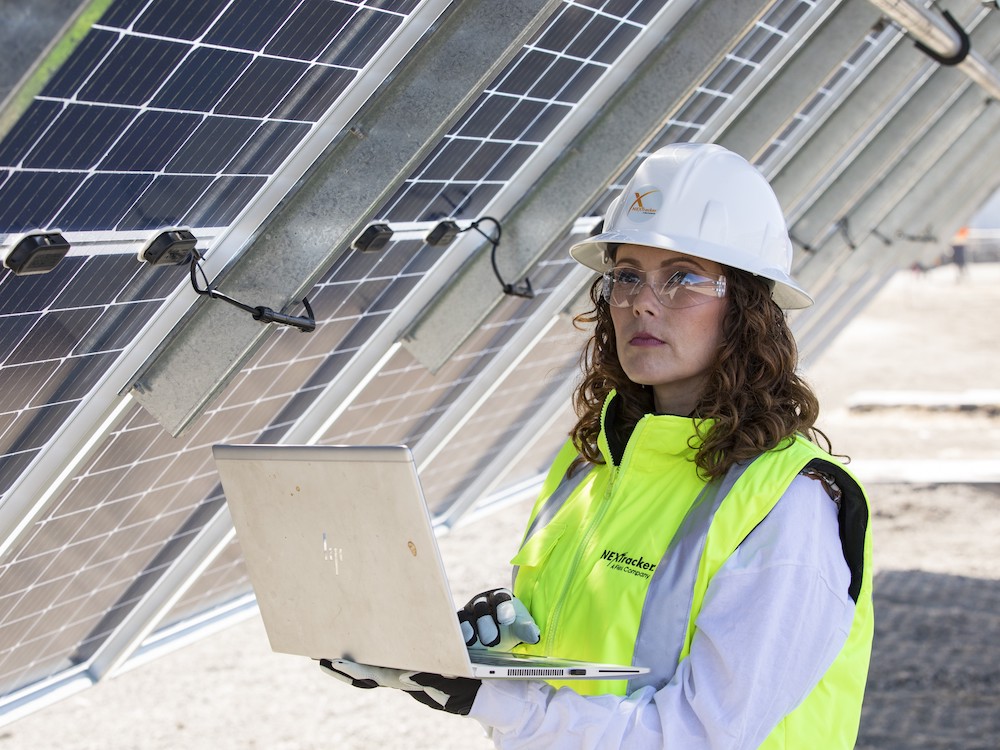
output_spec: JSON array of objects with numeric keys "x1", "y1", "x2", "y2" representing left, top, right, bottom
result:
[
  {"x1": 202, "y1": 0, "x2": 304, "y2": 51},
  {"x1": 0, "y1": 451, "x2": 39, "y2": 498},
  {"x1": 457, "y1": 142, "x2": 514, "y2": 181},
  {"x1": 491, "y1": 98, "x2": 547, "y2": 140},
  {"x1": 149, "y1": 48, "x2": 255, "y2": 112},
  {"x1": 121, "y1": 264, "x2": 191, "y2": 303},
  {"x1": 130, "y1": 0, "x2": 234, "y2": 40},
  {"x1": 548, "y1": 60, "x2": 604, "y2": 102},
  {"x1": 497, "y1": 49, "x2": 556, "y2": 96},
  {"x1": 97, "y1": 111, "x2": 202, "y2": 171},
  {"x1": 215, "y1": 57, "x2": 311, "y2": 118},
  {"x1": 0, "y1": 362, "x2": 60, "y2": 413},
  {"x1": 536, "y1": 6, "x2": 592, "y2": 52},
  {"x1": 318, "y1": 9, "x2": 402, "y2": 67},
  {"x1": 22, "y1": 104, "x2": 138, "y2": 171},
  {"x1": 591, "y1": 23, "x2": 639, "y2": 64},
  {"x1": 365, "y1": 0, "x2": 421, "y2": 12},
  {"x1": 35, "y1": 352, "x2": 120, "y2": 403},
  {"x1": 0, "y1": 263, "x2": 79, "y2": 315},
  {"x1": 224, "y1": 121, "x2": 312, "y2": 174},
  {"x1": 621, "y1": 0, "x2": 663, "y2": 24},
  {"x1": 420, "y1": 139, "x2": 481, "y2": 181},
  {"x1": 0, "y1": 401, "x2": 76, "y2": 455},
  {"x1": 567, "y1": 14, "x2": 624, "y2": 59},
  {"x1": 485, "y1": 143, "x2": 533, "y2": 181},
  {"x1": 165, "y1": 117, "x2": 261, "y2": 174},
  {"x1": 40, "y1": 29, "x2": 118, "y2": 99},
  {"x1": 183, "y1": 175, "x2": 267, "y2": 227},
  {"x1": 0, "y1": 171, "x2": 86, "y2": 233},
  {"x1": 51, "y1": 174, "x2": 153, "y2": 231},
  {"x1": 79, "y1": 302, "x2": 164, "y2": 354},
  {"x1": 265, "y1": 0, "x2": 360, "y2": 61},
  {"x1": 0, "y1": 101, "x2": 63, "y2": 166},
  {"x1": 116, "y1": 175, "x2": 214, "y2": 231},
  {"x1": 454, "y1": 94, "x2": 517, "y2": 138},
  {"x1": 456, "y1": 183, "x2": 504, "y2": 220},
  {"x1": 271, "y1": 66, "x2": 356, "y2": 122},
  {"x1": 521, "y1": 102, "x2": 571, "y2": 141},
  {"x1": 49, "y1": 256, "x2": 139, "y2": 309},
  {"x1": 76, "y1": 35, "x2": 190, "y2": 106},
  {"x1": 0, "y1": 313, "x2": 41, "y2": 360},
  {"x1": 6, "y1": 308, "x2": 104, "y2": 364}
]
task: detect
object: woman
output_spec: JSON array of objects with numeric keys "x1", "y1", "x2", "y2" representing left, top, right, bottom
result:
[{"x1": 323, "y1": 143, "x2": 873, "y2": 749}]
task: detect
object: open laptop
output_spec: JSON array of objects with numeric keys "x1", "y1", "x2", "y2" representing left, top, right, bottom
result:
[{"x1": 212, "y1": 443, "x2": 647, "y2": 681}]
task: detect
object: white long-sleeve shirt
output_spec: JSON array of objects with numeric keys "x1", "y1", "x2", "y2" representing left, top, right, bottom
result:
[{"x1": 468, "y1": 474, "x2": 854, "y2": 749}]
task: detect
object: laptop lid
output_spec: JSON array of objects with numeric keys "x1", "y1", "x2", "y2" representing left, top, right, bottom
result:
[{"x1": 213, "y1": 443, "x2": 647, "y2": 681}]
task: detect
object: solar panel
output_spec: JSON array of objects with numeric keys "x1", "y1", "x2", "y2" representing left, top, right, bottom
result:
[
  {"x1": 0, "y1": 0, "x2": 445, "y2": 500},
  {"x1": 0, "y1": 1, "x2": 675, "y2": 704}
]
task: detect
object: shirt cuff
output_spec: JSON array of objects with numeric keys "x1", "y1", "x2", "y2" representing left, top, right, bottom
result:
[{"x1": 468, "y1": 679, "x2": 542, "y2": 734}]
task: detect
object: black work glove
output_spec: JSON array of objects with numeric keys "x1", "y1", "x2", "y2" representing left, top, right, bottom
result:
[
  {"x1": 319, "y1": 658, "x2": 481, "y2": 716},
  {"x1": 458, "y1": 587, "x2": 541, "y2": 651}
]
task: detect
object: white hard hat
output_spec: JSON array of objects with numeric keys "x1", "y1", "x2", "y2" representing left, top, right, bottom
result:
[{"x1": 570, "y1": 143, "x2": 813, "y2": 309}]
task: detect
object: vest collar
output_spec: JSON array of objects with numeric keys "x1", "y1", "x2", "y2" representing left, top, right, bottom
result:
[{"x1": 598, "y1": 390, "x2": 711, "y2": 467}]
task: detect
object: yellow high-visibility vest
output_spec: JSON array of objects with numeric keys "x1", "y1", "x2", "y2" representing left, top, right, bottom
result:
[{"x1": 512, "y1": 392, "x2": 872, "y2": 748}]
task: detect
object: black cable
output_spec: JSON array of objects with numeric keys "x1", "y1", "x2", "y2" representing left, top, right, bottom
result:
[
  {"x1": 189, "y1": 253, "x2": 315, "y2": 333},
  {"x1": 470, "y1": 216, "x2": 534, "y2": 299},
  {"x1": 913, "y1": 10, "x2": 970, "y2": 67}
]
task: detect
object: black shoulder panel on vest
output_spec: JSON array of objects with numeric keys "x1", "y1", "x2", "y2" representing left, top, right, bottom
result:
[{"x1": 805, "y1": 458, "x2": 868, "y2": 603}]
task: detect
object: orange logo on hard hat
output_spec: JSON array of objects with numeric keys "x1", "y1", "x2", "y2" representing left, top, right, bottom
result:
[{"x1": 626, "y1": 186, "x2": 661, "y2": 222}]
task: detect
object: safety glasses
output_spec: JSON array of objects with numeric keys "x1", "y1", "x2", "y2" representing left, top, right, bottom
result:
[{"x1": 601, "y1": 265, "x2": 727, "y2": 309}]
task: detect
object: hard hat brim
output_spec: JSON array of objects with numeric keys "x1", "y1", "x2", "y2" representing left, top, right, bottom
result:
[{"x1": 569, "y1": 229, "x2": 813, "y2": 310}]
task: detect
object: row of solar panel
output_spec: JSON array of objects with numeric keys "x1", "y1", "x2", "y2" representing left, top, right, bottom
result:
[{"x1": 0, "y1": 0, "x2": 673, "y2": 700}]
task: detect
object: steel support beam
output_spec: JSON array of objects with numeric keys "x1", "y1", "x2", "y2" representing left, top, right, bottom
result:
[
  {"x1": 794, "y1": 89, "x2": 1000, "y2": 360},
  {"x1": 768, "y1": 34, "x2": 928, "y2": 215},
  {"x1": 799, "y1": 115, "x2": 1000, "y2": 364},
  {"x1": 867, "y1": 0, "x2": 1000, "y2": 98},
  {"x1": 717, "y1": 0, "x2": 882, "y2": 161},
  {"x1": 790, "y1": 5, "x2": 1000, "y2": 251},
  {"x1": 793, "y1": 68, "x2": 993, "y2": 300}
]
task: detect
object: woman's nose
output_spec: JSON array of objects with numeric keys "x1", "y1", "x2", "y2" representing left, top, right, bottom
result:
[{"x1": 631, "y1": 281, "x2": 661, "y2": 314}]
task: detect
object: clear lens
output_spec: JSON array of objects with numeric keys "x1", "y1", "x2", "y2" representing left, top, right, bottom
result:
[{"x1": 602, "y1": 266, "x2": 726, "y2": 309}]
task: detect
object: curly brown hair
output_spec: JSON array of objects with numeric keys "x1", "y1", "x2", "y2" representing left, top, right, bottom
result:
[{"x1": 569, "y1": 267, "x2": 832, "y2": 479}]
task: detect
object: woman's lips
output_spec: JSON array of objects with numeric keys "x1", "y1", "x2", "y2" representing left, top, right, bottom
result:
[{"x1": 629, "y1": 333, "x2": 664, "y2": 346}]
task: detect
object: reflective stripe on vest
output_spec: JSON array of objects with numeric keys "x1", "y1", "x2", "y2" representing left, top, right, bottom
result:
[
  {"x1": 511, "y1": 461, "x2": 590, "y2": 589},
  {"x1": 631, "y1": 457, "x2": 756, "y2": 691}
]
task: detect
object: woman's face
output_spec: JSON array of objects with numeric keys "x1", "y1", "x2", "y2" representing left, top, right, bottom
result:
[{"x1": 609, "y1": 244, "x2": 728, "y2": 416}]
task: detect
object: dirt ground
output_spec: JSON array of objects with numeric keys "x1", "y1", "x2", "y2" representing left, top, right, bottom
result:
[{"x1": 1, "y1": 262, "x2": 997, "y2": 749}]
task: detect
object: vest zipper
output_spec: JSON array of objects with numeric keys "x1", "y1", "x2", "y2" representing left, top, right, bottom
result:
[{"x1": 543, "y1": 416, "x2": 649, "y2": 653}]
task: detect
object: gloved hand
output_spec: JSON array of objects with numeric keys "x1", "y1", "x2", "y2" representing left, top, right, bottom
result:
[
  {"x1": 458, "y1": 588, "x2": 540, "y2": 651},
  {"x1": 319, "y1": 658, "x2": 480, "y2": 716}
]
